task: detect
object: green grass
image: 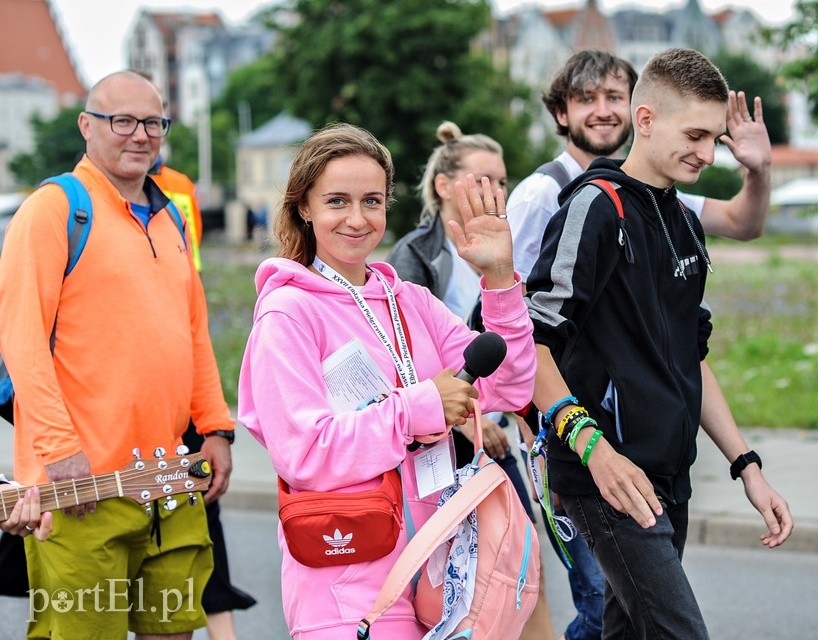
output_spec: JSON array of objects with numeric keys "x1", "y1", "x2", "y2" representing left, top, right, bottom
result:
[
  {"x1": 201, "y1": 244, "x2": 818, "y2": 428},
  {"x1": 201, "y1": 253, "x2": 258, "y2": 408},
  {"x1": 705, "y1": 258, "x2": 818, "y2": 429}
]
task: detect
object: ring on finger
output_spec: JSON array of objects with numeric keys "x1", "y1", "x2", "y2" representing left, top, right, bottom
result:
[
  {"x1": 498, "y1": 214, "x2": 508, "y2": 219},
  {"x1": 24, "y1": 525, "x2": 35, "y2": 532},
  {"x1": 485, "y1": 210, "x2": 497, "y2": 216}
]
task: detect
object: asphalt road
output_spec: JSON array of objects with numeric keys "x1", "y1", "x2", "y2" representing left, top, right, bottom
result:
[{"x1": 2, "y1": 507, "x2": 815, "y2": 640}]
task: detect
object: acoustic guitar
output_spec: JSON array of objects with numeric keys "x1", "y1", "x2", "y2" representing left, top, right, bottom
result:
[{"x1": 0, "y1": 451, "x2": 212, "y2": 521}]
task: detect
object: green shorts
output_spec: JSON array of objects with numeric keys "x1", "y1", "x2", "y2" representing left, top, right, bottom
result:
[{"x1": 25, "y1": 495, "x2": 213, "y2": 639}]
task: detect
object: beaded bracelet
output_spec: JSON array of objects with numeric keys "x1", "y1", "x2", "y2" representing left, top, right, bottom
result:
[
  {"x1": 544, "y1": 395, "x2": 579, "y2": 427},
  {"x1": 568, "y1": 416, "x2": 597, "y2": 452},
  {"x1": 581, "y1": 429, "x2": 604, "y2": 466},
  {"x1": 557, "y1": 406, "x2": 589, "y2": 440}
]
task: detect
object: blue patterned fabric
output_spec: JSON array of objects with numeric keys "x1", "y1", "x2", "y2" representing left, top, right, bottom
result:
[{"x1": 422, "y1": 464, "x2": 479, "y2": 639}]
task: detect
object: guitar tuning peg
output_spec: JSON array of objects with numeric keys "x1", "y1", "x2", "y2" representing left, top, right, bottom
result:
[
  {"x1": 132, "y1": 448, "x2": 142, "y2": 460},
  {"x1": 187, "y1": 492, "x2": 198, "y2": 506},
  {"x1": 144, "y1": 503, "x2": 152, "y2": 517},
  {"x1": 175, "y1": 444, "x2": 190, "y2": 456},
  {"x1": 163, "y1": 496, "x2": 178, "y2": 511},
  {"x1": 153, "y1": 447, "x2": 166, "y2": 459}
]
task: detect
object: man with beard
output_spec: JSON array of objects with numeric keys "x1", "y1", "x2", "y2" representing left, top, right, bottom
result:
[
  {"x1": 509, "y1": 49, "x2": 772, "y2": 284},
  {"x1": 507, "y1": 50, "x2": 773, "y2": 640}
]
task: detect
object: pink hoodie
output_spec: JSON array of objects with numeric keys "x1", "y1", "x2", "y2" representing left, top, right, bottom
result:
[{"x1": 238, "y1": 258, "x2": 535, "y2": 639}]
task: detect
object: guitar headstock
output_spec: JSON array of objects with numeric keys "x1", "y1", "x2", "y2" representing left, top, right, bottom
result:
[{"x1": 119, "y1": 452, "x2": 212, "y2": 505}]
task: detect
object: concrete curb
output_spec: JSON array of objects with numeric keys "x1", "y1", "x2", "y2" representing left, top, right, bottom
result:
[
  {"x1": 220, "y1": 485, "x2": 818, "y2": 555},
  {"x1": 688, "y1": 514, "x2": 818, "y2": 554}
]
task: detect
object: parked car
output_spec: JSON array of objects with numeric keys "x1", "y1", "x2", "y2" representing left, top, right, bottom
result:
[{"x1": 0, "y1": 192, "x2": 26, "y2": 252}]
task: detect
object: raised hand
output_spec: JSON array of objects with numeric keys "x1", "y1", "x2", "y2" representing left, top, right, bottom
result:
[
  {"x1": 450, "y1": 174, "x2": 515, "y2": 290},
  {"x1": 720, "y1": 90, "x2": 771, "y2": 174}
]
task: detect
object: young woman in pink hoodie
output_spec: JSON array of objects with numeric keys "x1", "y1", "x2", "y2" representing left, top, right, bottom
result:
[{"x1": 238, "y1": 123, "x2": 536, "y2": 639}]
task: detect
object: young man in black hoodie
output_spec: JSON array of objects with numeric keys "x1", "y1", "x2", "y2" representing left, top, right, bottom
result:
[{"x1": 526, "y1": 48, "x2": 793, "y2": 639}]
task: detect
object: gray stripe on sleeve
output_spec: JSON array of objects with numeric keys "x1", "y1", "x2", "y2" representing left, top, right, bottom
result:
[{"x1": 527, "y1": 186, "x2": 597, "y2": 329}]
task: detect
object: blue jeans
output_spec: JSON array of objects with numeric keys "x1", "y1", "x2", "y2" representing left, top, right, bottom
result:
[
  {"x1": 563, "y1": 495, "x2": 709, "y2": 640},
  {"x1": 563, "y1": 512, "x2": 604, "y2": 640}
]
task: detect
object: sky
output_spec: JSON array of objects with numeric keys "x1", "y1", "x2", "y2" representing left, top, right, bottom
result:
[{"x1": 49, "y1": 0, "x2": 796, "y2": 87}]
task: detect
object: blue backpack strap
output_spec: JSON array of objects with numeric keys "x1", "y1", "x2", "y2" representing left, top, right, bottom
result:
[
  {"x1": 39, "y1": 173, "x2": 93, "y2": 277},
  {"x1": 164, "y1": 200, "x2": 188, "y2": 250}
]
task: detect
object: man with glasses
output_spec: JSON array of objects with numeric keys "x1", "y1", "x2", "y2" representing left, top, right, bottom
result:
[{"x1": 0, "y1": 70, "x2": 235, "y2": 639}]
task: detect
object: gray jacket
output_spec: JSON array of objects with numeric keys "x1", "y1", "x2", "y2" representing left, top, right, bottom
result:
[{"x1": 385, "y1": 214, "x2": 452, "y2": 299}]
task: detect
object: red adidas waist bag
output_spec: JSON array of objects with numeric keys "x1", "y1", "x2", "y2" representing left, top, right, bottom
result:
[{"x1": 278, "y1": 468, "x2": 404, "y2": 568}]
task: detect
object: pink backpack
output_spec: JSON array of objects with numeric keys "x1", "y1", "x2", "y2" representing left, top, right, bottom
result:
[{"x1": 357, "y1": 400, "x2": 540, "y2": 639}]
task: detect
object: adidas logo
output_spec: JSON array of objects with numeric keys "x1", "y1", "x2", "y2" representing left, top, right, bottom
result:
[{"x1": 322, "y1": 529, "x2": 357, "y2": 556}]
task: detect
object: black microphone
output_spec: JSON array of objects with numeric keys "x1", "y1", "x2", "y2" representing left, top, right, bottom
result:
[
  {"x1": 408, "y1": 331, "x2": 507, "y2": 451},
  {"x1": 456, "y1": 331, "x2": 507, "y2": 383}
]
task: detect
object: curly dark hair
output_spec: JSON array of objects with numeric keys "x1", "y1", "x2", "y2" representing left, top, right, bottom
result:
[{"x1": 543, "y1": 50, "x2": 638, "y2": 137}]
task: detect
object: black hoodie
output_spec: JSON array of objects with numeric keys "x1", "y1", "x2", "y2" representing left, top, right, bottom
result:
[{"x1": 526, "y1": 157, "x2": 712, "y2": 504}]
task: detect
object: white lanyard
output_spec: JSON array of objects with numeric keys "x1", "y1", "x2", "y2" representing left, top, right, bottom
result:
[{"x1": 312, "y1": 258, "x2": 417, "y2": 387}]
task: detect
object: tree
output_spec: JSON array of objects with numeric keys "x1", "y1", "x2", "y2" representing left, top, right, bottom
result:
[
  {"x1": 210, "y1": 54, "x2": 287, "y2": 186},
  {"x1": 762, "y1": 1, "x2": 818, "y2": 120},
  {"x1": 214, "y1": 0, "x2": 536, "y2": 236},
  {"x1": 712, "y1": 51, "x2": 789, "y2": 144},
  {"x1": 10, "y1": 106, "x2": 84, "y2": 187},
  {"x1": 164, "y1": 122, "x2": 200, "y2": 181}
]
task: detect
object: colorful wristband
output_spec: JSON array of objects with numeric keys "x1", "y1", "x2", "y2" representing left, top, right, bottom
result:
[
  {"x1": 561, "y1": 413, "x2": 591, "y2": 447},
  {"x1": 557, "y1": 406, "x2": 589, "y2": 440},
  {"x1": 568, "y1": 416, "x2": 597, "y2": 452},
  {"x1": 544, "y1": 395, "x2": 579, "y2": 427},
  {"x1": 581, "y1": 429, "x2": 603, "y2": 466}
]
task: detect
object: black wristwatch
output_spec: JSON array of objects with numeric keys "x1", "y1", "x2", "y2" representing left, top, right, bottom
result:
[
  {"x1": 204, "y1": 429, "x2": 235, "y2": 445},
  {"x1": 730, "y1": 450, "x2": 761, "y2": 480}
]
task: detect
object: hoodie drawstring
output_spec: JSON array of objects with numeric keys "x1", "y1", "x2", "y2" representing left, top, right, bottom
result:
[{"x1": 645, "y1": 189, "x2": 712, "y2": 280}]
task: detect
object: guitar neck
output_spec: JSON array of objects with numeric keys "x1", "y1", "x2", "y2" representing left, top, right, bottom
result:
[
  {"x1": 0, "y1": 472, "x2": 124, "y2": 522},
  {"x1": 0, "y1": 452, "x2": 211, "y2": 522}
]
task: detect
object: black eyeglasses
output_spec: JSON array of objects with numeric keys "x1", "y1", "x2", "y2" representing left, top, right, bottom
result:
[{"x1": 85, "y1": 111, "x2": 171, "y2": 138}]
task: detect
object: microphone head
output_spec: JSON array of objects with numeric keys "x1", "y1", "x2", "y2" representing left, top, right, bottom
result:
[{"x1": 463, "y1": 331, "x2": 507, "y2": 379}]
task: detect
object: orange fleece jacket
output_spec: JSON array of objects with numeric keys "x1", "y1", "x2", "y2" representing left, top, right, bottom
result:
[{"x1": 0, "y1": 156, "x2": 233, "y2": 484}]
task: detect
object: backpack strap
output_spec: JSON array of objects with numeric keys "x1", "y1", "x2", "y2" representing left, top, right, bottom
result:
[
  {"x1": 587, "y1": 178, "x2": 624, "y2": 220},
  {"x1": 0, "y1": 174, "x2": 90, "y2": 412},
  {"x1": 164, "y1": 200, "x2": 188, "y2": 251},
  {"x1": 39, "y1": 174, "x2": 93, "y2": 277},
  {"x1": 357, "y1": 404, "x2": 502, "y2": 640},
  {"x1": 535, "y1": 159, "x2": 572, "y2": 189}
]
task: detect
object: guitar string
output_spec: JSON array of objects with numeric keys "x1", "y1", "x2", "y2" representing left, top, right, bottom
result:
[{"x1": 1, "y1": 460, "x2": 209, "y2": 514}]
